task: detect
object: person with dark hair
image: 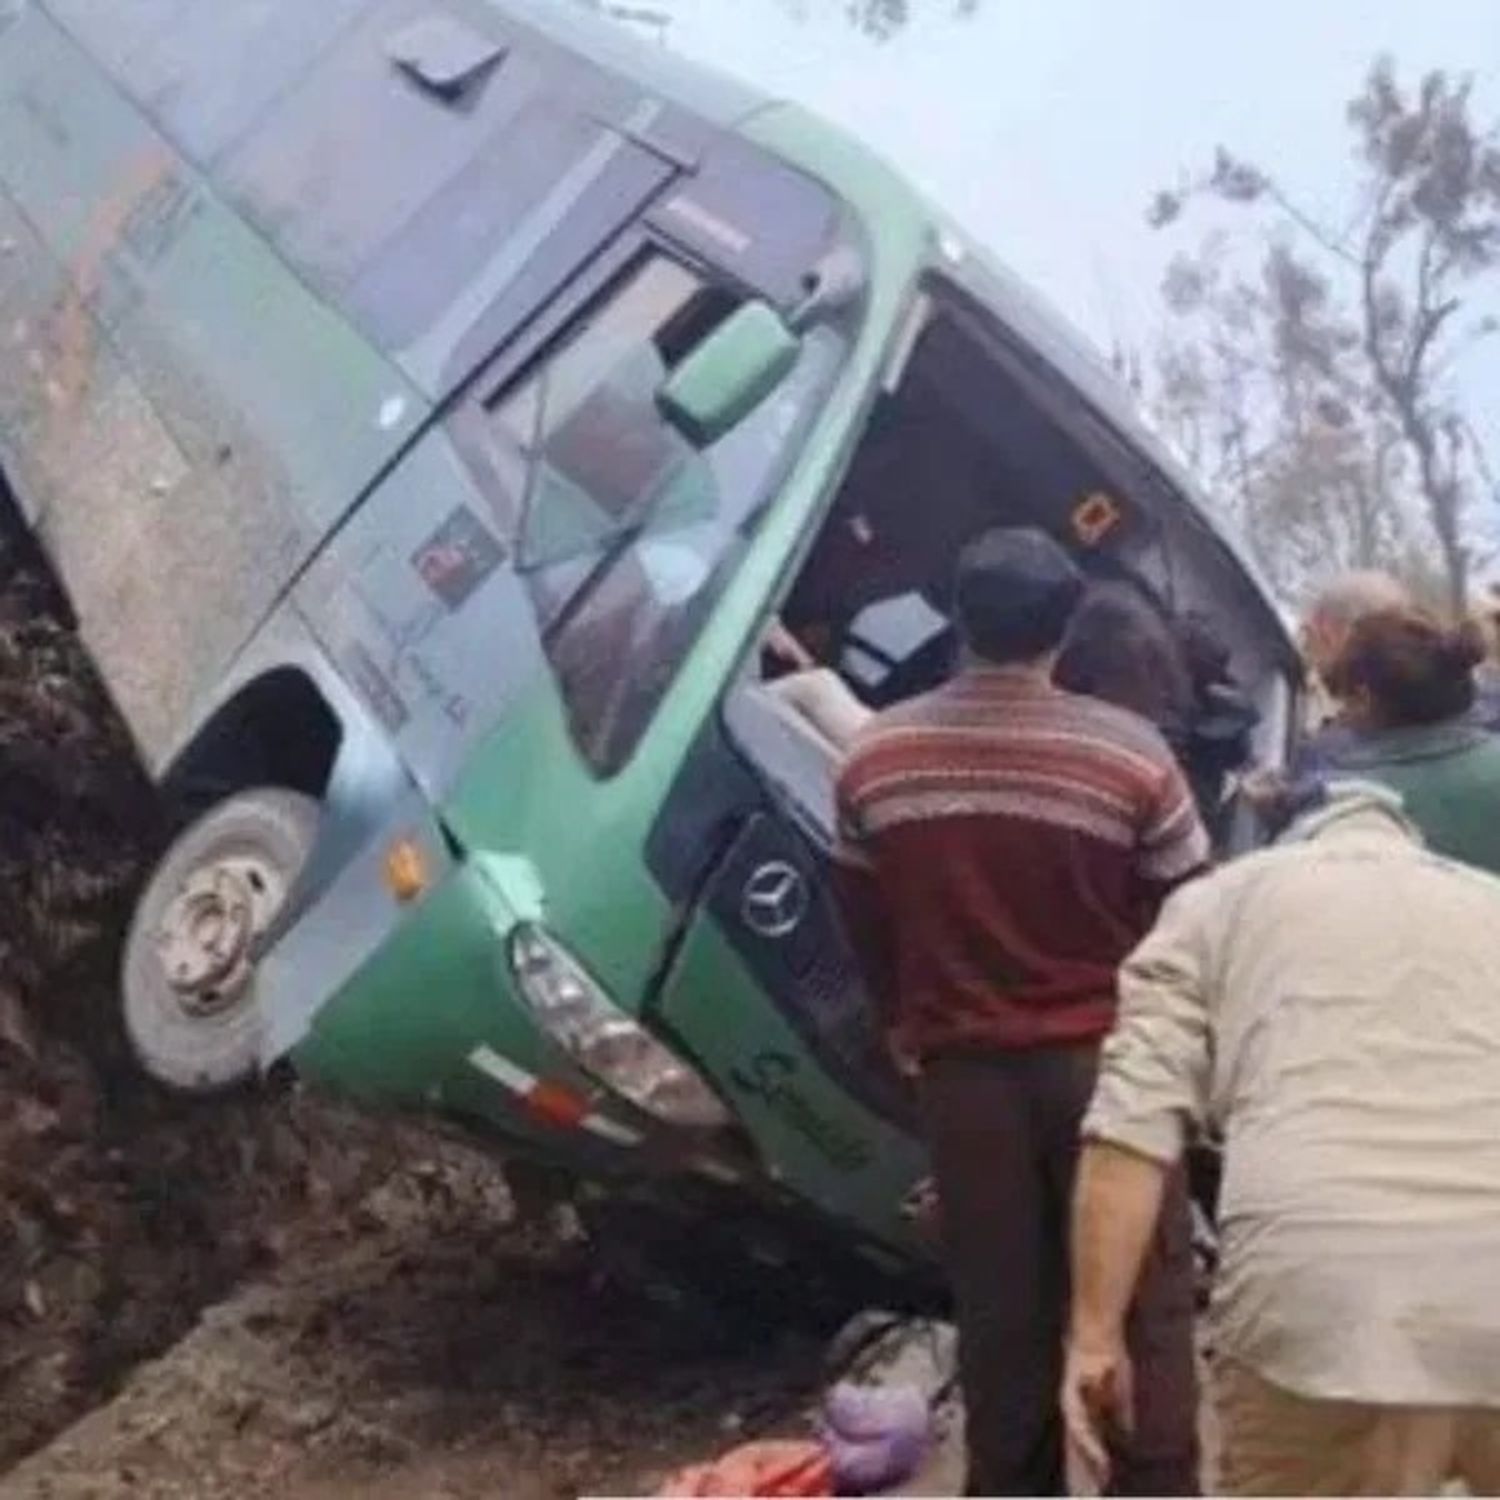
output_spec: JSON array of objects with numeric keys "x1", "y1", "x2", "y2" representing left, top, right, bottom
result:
[
  {"x1": 1316, "y1": 607, "x2": 1500, "y2": 874},
  {"x1": 1054, "y1": 581, "x2": 1195, "y2": 736},
  {"x1": 834, "y1": 526, "x2": 1207, "y2": 1496},
  {"x1": 1174, "y1": 612, "x2": 1261, "y2": 820},
  {"x1": 1297, "y1": 571, "x2": 1414, "y2": 757},
  {"x1": 1055, "y1": 583, "x2": 1199, "y2": 797},
  {"x1": 1472, "y1": 585, "x2": 1500, "y2": 727},
  {"x1": 1056, "y1": 587, "x2": 1258, "y2": 836}
]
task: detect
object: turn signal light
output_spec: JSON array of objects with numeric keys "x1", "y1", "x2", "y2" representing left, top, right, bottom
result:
[
  {"x1": 524, "y1": 1079, "x2": 590, "y2": 1130},
  {"x1": 383, "y1": 838, "x2": 429, "y2": 903},
  {"x1": 509, "y1": 925, "x2": 732, "y2": 1129}
]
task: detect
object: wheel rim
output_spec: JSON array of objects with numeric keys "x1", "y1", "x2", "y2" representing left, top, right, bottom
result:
[{"x1": 153, "y1": 850, "x2": 289, "y2": 1020}]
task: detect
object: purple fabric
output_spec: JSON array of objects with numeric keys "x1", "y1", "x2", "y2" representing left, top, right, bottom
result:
[{"x1": 818, "y1": 1382, "x2": 930, "y2": 1495}]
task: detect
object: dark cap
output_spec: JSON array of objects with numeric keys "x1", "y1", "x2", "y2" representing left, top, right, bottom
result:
[{"x1": 955, "y1": 527, "x2": 1084, "y2": 665}]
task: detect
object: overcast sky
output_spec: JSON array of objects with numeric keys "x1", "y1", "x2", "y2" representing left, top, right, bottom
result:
[{"x1": 654, "y1": 0, "x2": 1499, "y2": 454}]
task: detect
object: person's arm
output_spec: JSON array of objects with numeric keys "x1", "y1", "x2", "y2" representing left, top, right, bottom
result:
[
  {"x1": 1064, "y1": 1143, "x2": 1171, "y2": 1483},
  {"x1": 765, "y1": 619, "x2": 818, "y2": 673},
  {"x1": 831, "y1": 851, "x2": 900, "y2": 1034},
  {"x1": 773, "y1": 667, "x2": 873, "y2": 753},
  {"x1": 1061, "y1": 876, "x2": 1220, "y2": 1485},
  {"x1": 1138, "y1": 753, "x2": 1213, "y2": 899},
  {"x1": 830, "y1": 775, "x2": 907, "y2": 1068}
]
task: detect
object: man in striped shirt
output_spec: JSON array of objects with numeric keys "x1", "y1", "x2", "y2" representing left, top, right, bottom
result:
[{"x1": 835, "y1": 528, "x2": 1208, "y2": 1495}]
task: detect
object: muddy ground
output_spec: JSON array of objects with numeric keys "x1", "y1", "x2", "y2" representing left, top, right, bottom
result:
[
  {"x1": 1, "y1": 1139, "x2": 830, "y2": 1499},
  {"x1": 0, "y1": 542, "x2": 830, "y2": 1497}
]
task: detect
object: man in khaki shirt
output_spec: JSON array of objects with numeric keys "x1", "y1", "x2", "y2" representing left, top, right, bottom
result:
[{"x1": 1062, "y1": 781, "x2": 1500, "y2": 1496}]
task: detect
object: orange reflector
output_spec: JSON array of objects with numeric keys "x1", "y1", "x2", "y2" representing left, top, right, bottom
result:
[
  {"x1": 383, "y1": 838, "x2": 429, "y2": 903},
  {"x1": 525, "y1": 1079, "x2": 590, "y2": 1131},
  {"x1": 1071, "y1": 491, "x2": 1123, "y2": 546}
]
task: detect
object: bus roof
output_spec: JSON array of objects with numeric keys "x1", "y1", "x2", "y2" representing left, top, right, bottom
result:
[{"x1": 472, "y1": 0, "x2": 770, "y2": 128}]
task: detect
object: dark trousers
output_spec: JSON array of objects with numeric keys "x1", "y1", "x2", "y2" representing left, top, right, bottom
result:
[{"x1": 920, "y1": 1047, "x2": 1199, "y2": 1497}]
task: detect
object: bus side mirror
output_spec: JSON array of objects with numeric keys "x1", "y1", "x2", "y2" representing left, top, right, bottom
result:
[{"x1": 658, "y1": 301, "x2": 800, "y2": 447}]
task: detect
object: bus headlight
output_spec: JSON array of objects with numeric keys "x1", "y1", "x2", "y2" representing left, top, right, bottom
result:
[{"x1": 508, "y1": 925, "x2": 730, "y2": 1130}]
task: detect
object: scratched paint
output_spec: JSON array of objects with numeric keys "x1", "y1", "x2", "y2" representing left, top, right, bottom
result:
[
  {"x1": 0, "y1": 6, "x2": 428, "y2": 768},
  {"x1": 43, "y1": 143, "x2": 174, "y2": 435}
]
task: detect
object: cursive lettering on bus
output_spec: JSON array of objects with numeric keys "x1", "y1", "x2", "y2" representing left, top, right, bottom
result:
[{"x1": 728, "y1": 1049, "x2": 872, "y2": 1173}]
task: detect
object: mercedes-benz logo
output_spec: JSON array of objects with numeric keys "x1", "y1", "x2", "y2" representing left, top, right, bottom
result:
[{"x1": 740, "y1": 859, "x2": 809, "y2": 939}]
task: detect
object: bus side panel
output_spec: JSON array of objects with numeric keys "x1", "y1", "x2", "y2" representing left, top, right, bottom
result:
[{"x1": 0, "y1": 5, "x2": 424, "y2": 769}]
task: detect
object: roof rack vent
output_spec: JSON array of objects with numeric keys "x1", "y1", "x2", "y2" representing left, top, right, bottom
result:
[{"x1": 385, "y1": 13, "x2": 506, "y2": 103}]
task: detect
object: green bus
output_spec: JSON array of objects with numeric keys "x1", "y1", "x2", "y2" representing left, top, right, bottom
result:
[{"x1": 0, "y1": 0, "x2": 1296, "y2": 1273}]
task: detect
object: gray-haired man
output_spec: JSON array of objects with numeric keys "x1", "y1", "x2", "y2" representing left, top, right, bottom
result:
[{"x1": 1064, "y1": 781, "x2": 1500, "y2": 1495}]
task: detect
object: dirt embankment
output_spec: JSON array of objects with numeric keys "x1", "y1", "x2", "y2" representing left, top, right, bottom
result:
[
  {"x1": 1, "y1": 1140, "x2": 828, "y2": 1500},
  {"x1": 0, "y1": 544, "x2": 826, "y2": 1497},
  {"x1": 0, "y1": 547, "x2": 274, "y2": 1466}
]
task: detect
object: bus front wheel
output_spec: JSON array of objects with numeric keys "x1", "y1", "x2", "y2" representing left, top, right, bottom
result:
[{"x1": 121, "y1": 786, "x2": 320, "y2": 1093}]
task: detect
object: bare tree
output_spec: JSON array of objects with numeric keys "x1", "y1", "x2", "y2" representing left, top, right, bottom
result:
[
  {"x1": 576, "y1": 0, "x2": 671, "y2": 41},
  {"x1": 1151, "y1": 58, "x2": 1500, "y2": 613},
  {"x1": 601, "y1": 0, "x2": 981, "y2": 41},
  {"x1": 773, "y1": 0, "x2": 975, "y2": 38},
  {"x1": 1144, "y1": 235, "x2": 1412, "y2": 603},
  {"x1": 844, "y1": 0, "x2": 978, "y2": 37},
  {"x1": 1153, "y1": 245, "x2": 1287, "y2": 589}
]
